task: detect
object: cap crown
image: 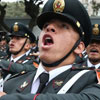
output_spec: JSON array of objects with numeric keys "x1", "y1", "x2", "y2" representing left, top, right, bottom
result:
[
  {"x1": 10, "y1": 22, "x2": 36, "y2": 43},
  {"x1": 37, "y1": 0, "x2": 92, "y2": 47}
]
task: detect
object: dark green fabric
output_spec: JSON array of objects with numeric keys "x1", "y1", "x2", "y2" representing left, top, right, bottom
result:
[{"x1": 2, "y1": 65, "x2": 100, "y2": 100}]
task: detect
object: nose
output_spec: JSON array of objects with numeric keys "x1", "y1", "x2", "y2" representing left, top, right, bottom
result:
[
  {"x1": 45, "y1": 24, "x2": 56, "y2": 33},
  {"x1": 91, "y1": 42, "x2": 97, "y2": 46}
]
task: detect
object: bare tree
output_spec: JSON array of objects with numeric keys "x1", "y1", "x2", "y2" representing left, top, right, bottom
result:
[
  {"x1": 24, "y1": 0, "x2": 43, "y2": 30},
  {"x1": 0, "y1": 3, "x2": 10, "y2": 32},
  {"x1": 91, "y1": 0, "x2": 100, "y2": 16},
  {"x1": 0, "y1": 0, "x2": 44, "y2": 32}
]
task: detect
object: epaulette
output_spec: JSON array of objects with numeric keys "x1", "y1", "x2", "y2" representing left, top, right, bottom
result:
[
  {"x1": 16, "y1": 60, "x2": 24, "y2": 64},
  {"x1": 29, "y1": 52, "x2": 39, "y2": 57},
  {"x1": 33, "y1": 61, "x2": 39, "y2": 68},
  {"x1": 26, "y1": 56, "x2": 31, "y2": 60},
  {"x1": 71, "y1": 65, "x2": 95, "y2": 70},
  {"x1": 7, "y1": 71, "x2": 27, "y2": 80},
  {"x1": 95, "y1": 69, "x2": 100, "y2": 84}
]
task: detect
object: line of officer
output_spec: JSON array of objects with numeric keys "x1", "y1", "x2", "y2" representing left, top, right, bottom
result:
[
  {"x1": 0, "y1": 22, "x2": 38, "y2": 79},
  {"x1": 0, "y1": 0, "x2": 100, "y2": 100},
  {"x1": 0, "y1": 31, "x2": 9, "y2": 58}
]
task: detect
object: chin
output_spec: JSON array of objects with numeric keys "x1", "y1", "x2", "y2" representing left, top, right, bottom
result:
[{"x1": 40, "y1": 55, "x2": 54, "y2": 63}]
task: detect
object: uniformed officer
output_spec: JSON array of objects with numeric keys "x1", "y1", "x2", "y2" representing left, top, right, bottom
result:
[
  {"x1": 0, "y1": 0, "x2": 100, "y2": 100},
  {"x1": 85, "y1": 24, "x2": 100, "y2": 68},
  {"x1": 0, "y1": 22, "x2": 38, "y2": 80},
  {"x1": 0, "y1": 31, "x2": 9, "y2": 58}
]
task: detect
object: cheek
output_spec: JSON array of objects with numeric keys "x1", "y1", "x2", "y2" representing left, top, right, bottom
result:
[{"x1": 38, "y1": 35, "x2": 43, "y2": 48}]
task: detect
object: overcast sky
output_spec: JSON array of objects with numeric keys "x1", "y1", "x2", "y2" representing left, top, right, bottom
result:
[
  {"x1": 1, "y1": 0, "x2": 17, "y2": 2},
  {"x1": 1, "y1": 0, "x2": 48, "y2": 3}
]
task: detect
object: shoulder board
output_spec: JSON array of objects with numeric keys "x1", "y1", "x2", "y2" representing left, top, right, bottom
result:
[
  {"x1": 33, "y1": 61, "x2": 39, "y2": 68},
  {"x1": 7, "y1": 71, "x2": 28, "y2": 80},
  {"x1": 95, "y1": 69, "x2": 100, "y2": 84},
  {"x1": 72, "y1": 65, "x2": 95, "y2": 70}
]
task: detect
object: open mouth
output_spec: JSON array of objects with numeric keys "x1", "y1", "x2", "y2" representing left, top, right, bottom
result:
[
  {"x1": 43, "y1": 35, "x2": 54, "y2": 46},
  {"x1": 9, "y1": 44, "x2": 14, "y2": 48},
  {"x1": 90, "y1": 49, "x2": 98, "y2": 53}
]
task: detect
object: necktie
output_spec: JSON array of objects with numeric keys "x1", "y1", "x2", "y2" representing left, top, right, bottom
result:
[
  {"x1": 98, "y1": 66, "x2": 100, "y2": 69},
  {"x1": 90, "y1": 66, "x2": 95, "y2": 69},
  {"x1": 37, "y1": 73, "x2": 49, "y2": 93}
]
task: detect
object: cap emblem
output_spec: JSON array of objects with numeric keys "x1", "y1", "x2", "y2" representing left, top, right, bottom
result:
[
  {"x1": 13, "y1": 22, "x2": 19, "y2": 32},
  {"x1": 92, "y1": 24, "x2": 99, "y2": 35},
  {"x1": 53, "y1": 0, "x2": 65, "y2": 12}
]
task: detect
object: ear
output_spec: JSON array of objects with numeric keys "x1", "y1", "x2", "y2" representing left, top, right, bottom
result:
[
  {"x1": 24, "y1": 43, "x2": 32, "y2": 50},
  {"x1": 74, "y1": 41, "x2": 85, "y2": 55}
]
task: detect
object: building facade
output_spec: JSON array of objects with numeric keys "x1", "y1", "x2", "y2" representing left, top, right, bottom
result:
[{"x1": 80, "y1": 0, "x2": 100, "y2": 16}]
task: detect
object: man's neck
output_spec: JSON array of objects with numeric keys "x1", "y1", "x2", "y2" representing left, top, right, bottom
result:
[{"x1": 11, "y1": 49, "x2": 30, "y2": 59}]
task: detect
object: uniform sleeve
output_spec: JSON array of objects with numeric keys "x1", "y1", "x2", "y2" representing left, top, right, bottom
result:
[
  {"x1": 1, "y1": 84, "x2": 100, "y2": 100},
  {"x1": 0, "y1": 59, "x2": 37, "y2": 74}
]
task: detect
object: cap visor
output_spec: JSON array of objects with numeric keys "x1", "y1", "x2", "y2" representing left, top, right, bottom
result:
[{"x1": 37, "y1": 12, "x2": 77, "y2": 29}]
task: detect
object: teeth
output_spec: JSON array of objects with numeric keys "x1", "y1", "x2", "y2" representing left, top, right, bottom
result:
[
  {"x1": 90, "y1": 49, "x2": 98, "y2": 52},
  {"x1": 44, "y1": 36, "x2": 53, "y2": 45},
  {"x1": 45, "y1": 37, "x2": 52, "y2": 40}
]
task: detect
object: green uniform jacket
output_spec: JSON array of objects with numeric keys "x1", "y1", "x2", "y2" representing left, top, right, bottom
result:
[
  {"x1": 0, "y1": 53, "x2": 38, "y2": 78},
  {"x1": 1, "y1": 64, "x2": 100, "y2": 100}
]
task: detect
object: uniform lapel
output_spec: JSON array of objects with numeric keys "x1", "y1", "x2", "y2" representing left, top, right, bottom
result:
[
  {"x1": 42, "y1": 68, "x2": 72, "y2": 93},
  {"x1": 16, "y1": 54, "x2": 27, "y2": 64},
  {"x1": 16, "y1": 71, "x2": 36, "y2": 93}
]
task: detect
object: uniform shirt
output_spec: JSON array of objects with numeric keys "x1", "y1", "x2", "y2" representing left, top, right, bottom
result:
[
  {"x1": 87, "y1": 59, "x2": 100, "y2": 69},
  {"x1": 10, "y1": 50, "x2": 31, "y2": 63},
  {"x1": 31, "y1": 63, "x2": 72, "y2": 93}
]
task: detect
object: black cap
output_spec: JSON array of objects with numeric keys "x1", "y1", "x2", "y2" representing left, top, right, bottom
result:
[
  {"x1": 37, "y1": 0, "x2": 92, "y2": 47},
  {"x1": 10, "y1": 22, "x2": 36, "y2": 43},
  {"x1": 0, "y1": 31, "x2": 9, "y2": 42},
  {"x1": 91, "y1": 24, "x2": 100, "y2": 40}
]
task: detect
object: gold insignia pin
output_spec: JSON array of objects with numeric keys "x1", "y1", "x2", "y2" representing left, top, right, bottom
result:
[
  {"x1": 82, "y1": 65, "x2": 86, "y2": 68},
  {"x1": 76, "y1": 21, "x2": 80, "y2": 28},
  {"x1": 20, "y1": 81, "x2": 28, "y2": 88},
  {"x1": 25, "y1": 33, "x2": 28, "y2": 36},
  {"x1": 13, "y1": 22, "x2": 19, "y2": 32},
  {"x1": 92, "y1": 24, "x2": 99, "y2": 35},
  {"x1": 53, "y1": 0, "x2": 65, "y2": 12},
  {"x1": 2, "y1": 36, "x2": 5, "y2": 39},
  {"x1": 21, "y1": 71, "x2": 26, "y2": 74},
  {"x1": 54, "y1": 81, "x2": 63, "y2": 86},
  {"x1": 25, "y1": 33, "x2": 29, "y2": 38},
  {"x1": 82, "y1": 32, "x2": 85, "y2": 35}
]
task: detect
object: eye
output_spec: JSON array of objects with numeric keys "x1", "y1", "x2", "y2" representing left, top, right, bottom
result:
[
  {"x1": 61, "y1": 23, "x2": 68, "y2": 29},
  {"x1": 16, "y1": 37, "x2": 21, "y2": 40},
  {"x1": 43, "y1": 22, "x2": 49, "y2": 29}
]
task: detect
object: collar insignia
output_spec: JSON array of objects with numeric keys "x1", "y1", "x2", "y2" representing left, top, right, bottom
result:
[
  {"x1": 92, "y1": 24, "x2": 99, "y2": 35},
  {"x1": 53, "y1": 0, "x2": 65, "y2": 12},
  {"x1": 20, "y1": 81, "x2": 28, "y2": 89},
  {"x1": 54, "y1": 80, "x2": 63, "y2": 87},
  {"x1": 13, "y1": 22, "x2": 19, "y2": 32}
]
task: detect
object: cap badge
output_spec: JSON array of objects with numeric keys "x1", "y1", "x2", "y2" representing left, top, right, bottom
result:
[
  {"x1": 92, "y1": 24, "x2": 99, "y2": 35},
  {"x1": 13, "y1": 23, "x2": 19, "y2": 32},
  {"x1": 53, "y1": 0, "x2": 65, "y2": 12}
]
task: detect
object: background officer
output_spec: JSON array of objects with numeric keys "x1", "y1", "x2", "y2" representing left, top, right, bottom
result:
[
  {"x1": 85, "y1": 24, "x2": 100, "y2": 68},
  {"x1": 0, "y1": 31, "x2": 9, "y2": 58},
  {"x1": 0, "y1": 22, "x2": 38, "y2": 80},
  {"x1": 0, "y1": 0, "x2": 100, "y2": 100}
]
